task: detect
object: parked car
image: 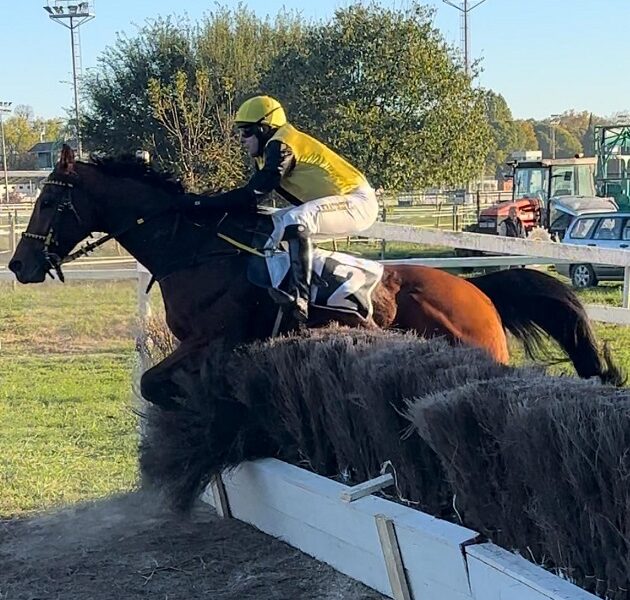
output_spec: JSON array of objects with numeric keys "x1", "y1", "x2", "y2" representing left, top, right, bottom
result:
[
  {"x1": 547, "y1": 196, "x2": 618, "y2": 240},
  {"x1": 556, "y1": 212, "x2": 630, "y2": 287}
]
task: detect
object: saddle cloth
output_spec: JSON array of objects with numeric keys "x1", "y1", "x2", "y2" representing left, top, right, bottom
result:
[
  {"x1": 217, "y1": 210, "x2": 383, "y2": 321},
  {"x1": 261, "y1": 247, "x2": 384, "y2": 321}
]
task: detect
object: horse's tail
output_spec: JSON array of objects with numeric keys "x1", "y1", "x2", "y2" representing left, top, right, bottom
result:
[{"x1": 469, "y1": 268, "x2": 626, "y2": 387}]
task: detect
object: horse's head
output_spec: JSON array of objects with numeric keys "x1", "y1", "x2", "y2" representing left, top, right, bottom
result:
[
  {"x1": 8, "y1": 145, "x2": 104, "y2": 283},
  {"x1": 8, "y1": 145, "x2": 182, "y2": 283}
]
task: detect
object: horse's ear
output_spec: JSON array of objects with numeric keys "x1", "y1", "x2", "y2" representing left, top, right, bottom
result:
[{"x1": 58, "y1": 144, "x2": 76, "y2": 174}]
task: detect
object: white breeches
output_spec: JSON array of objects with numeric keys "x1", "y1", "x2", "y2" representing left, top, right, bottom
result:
[{"x1": 265, "y1": 184, "x2": 379, "y2": 249}]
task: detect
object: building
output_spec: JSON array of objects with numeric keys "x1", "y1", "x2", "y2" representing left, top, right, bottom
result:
[{"x1": 28, "y1": 140, "x2": 78, "y2": 170}]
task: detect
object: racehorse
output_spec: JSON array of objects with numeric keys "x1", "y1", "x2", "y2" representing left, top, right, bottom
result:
[{"x1": 8, "y1": 146, "x2": 623, "y2": 409}]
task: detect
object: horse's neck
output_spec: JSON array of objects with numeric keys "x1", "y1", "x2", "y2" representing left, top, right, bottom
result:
[
  {"x1": 97, "y1": 185, "x2": 259, "y2": 279},
  {"x1": 112, "y1": 209, "x2": 217, "y2": 278}
]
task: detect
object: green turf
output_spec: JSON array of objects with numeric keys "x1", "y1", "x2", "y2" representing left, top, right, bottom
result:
[{"x1": 0, "y1": 281, "x2": 141, "y2": 516}]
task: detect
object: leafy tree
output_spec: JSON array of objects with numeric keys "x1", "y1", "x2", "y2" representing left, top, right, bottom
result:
[
  {"x1": 82, "y1": 17, "x2": 197, "y2": 160},
  {"x1": 556, "y1": 110, "x2": 592, "y2": 143},
  {"x1": 259, "y1": 2, "x2": 491, "y2": 190},
  {"x1": 482, "y1": 90, "x2": 526, "y2": 177},
  {"x1": 534, "y1": 121, "x2": 582, "y2": 158},
  {"x1": 513, "y1": 119, "x2": 539, "y2": 153},
  {"x1": 147, "y1": 69, "x2": 241, "y2": 191},
  {"x1": 1, "y1": 105, "x2": 66, "y2": 169},
  {"x1": 83, "y1": 7, "x2": 304, "y2": 191}
]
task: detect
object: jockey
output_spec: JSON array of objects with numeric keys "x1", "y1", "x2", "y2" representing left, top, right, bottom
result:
[{"x1": 186, "y1": 95, "x2": 379, "y2": 321}]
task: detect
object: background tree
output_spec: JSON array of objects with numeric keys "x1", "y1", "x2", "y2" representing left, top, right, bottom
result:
[
  {"x1": 533, "y1": 120, "x2": 582, "y2": 158},
  {"x1": 261, "y1": 2, "x2": 491, "y2": 190},
  {"x1": 83, "y1": 16, "x2": 198, "y2": 161},
  {"x1": 513, "y1": 119, "x2": 539, "y2": 153},
  {"x1": 482, "y1": 90, "x2": 533, "y2": 177},
  {"x1": 2, "y1": 105, "x2": 66, "y2": 169},
  {"x1": 83, "y1": 7, "x2": 304, "y2": 191},
  {"x1": 84, "y1": 2, "x2": 490, "y2": 192}
]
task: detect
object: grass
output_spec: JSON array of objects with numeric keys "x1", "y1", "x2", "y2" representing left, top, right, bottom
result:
[
  {"x1": 0, "y1": 354, "x2": 137, "y2": 515},
  {"x1": 0, "y1": 280, "x2": 142, "y2": 517},
  {"x1": 1, "y1": 264, "x2": 629, "y2": 517}
]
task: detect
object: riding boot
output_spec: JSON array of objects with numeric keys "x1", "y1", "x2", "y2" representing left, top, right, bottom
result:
[
  {"x1": 287, "y1": 229, "x2": 312, "y2": 322},
  {"x1": 266, "y1": 224, "x2": 313, "y2": 321}
]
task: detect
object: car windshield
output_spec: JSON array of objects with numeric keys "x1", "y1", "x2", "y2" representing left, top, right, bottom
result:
[
  {"x1": 593, "y1": 217, "x2": 623, "y2": 240},
  {"x1": 569, "y1": 217, "x2": 597, "y2": 239},
  {"x1": 550, "y1": 167, "x2": 575, "y2": 197},
  {"x1": 514, "y1": 167, "x2": 549, "y2": 201}
]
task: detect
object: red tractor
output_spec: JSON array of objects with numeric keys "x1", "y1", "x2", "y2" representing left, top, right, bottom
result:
[{"x1": 469, "y1": 152, "x2": 609, "y2": 240}]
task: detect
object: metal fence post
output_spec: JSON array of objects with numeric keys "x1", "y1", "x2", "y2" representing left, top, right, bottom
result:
[
  {"x1": 380, "y1": 204, "x2": 387, "y2": 260},
  {"x1": 8, "y1": 212, "x2": 15, "y2": 254},
  {"x1": 623, "y1": 266, "x2": 629, "y2": 309}
]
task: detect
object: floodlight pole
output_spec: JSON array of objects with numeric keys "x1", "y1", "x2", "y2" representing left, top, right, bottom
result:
[
  {"x1": 69, "y1": 20, "x2": 82, "y2": 156},
  {"x1": 44, "y1": 2, "x2": 95, "y2": 158},
  {"x1": 550, "y1": 113, "x2": 561, "y2": 159},
  {"x1": 442, "y1": 0, "x2": 488, "y2": 77},
  {"x1": 0, "y1": 102, "x2": 11, "y2": 207}
]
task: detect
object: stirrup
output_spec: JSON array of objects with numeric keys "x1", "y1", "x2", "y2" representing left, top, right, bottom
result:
[
  {"x1": 311, "y1": 271, "x2": 328, "y2": 288},
  {"x1": 292, "y1": 297, "x2": 309, "y2": 322},
  {"x1": 267, "y1": 288, "x2": 309, "y2": 322},
  {"x1": 267, "y1": 287, "x2": 296, "y2": 306}
]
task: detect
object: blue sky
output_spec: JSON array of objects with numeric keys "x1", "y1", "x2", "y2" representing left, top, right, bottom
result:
[{"x1": 1, "y1": 1, "x2": 629, "y2": 121}]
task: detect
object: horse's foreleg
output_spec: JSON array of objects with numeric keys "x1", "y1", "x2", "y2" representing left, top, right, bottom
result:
[{"x1": 140, "y1": 339, "x2": 207, "y2": 410}]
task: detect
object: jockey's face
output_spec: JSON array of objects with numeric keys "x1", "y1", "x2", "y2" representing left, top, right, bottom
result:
[{"x1": 239, "y1": 126, "x2": 260, "y2": 157}]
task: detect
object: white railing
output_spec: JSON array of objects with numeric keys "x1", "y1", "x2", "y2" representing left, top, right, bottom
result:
[
  {"x1": 3, "y1": 224, "x2": 629, "y2": 323},
  {"x1": 366, "y1": 222, "x2": 630, "y2": 311}
]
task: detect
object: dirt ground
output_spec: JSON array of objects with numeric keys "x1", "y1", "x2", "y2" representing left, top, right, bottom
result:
[{"x1": 0, "y1": 492, "x2": 384, "y2": 600}]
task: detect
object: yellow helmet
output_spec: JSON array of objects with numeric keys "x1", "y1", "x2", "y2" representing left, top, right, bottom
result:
[{"x1": 235, "y1": 95, "x2": 287, "y2": 128}]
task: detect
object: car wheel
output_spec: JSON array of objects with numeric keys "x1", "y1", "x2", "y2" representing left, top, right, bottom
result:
[{"x1": 570, "y1": 264, "x2": 598, "y2": 288}]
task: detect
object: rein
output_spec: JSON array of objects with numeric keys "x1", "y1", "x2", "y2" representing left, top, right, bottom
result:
[
  {"x1": 22, "y1": 177, "x2": 264, "y2": 284},
  {"x1": 21, "y1": 179, "x2": 178, "y2": 282}
]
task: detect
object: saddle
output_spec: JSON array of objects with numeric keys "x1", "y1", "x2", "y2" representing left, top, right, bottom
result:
[{"x1": 217, "y1": 211, "x2": 383, "y2": 321}]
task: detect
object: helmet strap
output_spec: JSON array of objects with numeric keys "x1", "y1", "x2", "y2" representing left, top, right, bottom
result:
[{"x1": 252, "y1": 124, "x2": 276, "y2": 156}]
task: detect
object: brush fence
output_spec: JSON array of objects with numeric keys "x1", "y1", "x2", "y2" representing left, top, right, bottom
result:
[{"x1": 202, "y1": 458, "x2": 595, "y2": 600}]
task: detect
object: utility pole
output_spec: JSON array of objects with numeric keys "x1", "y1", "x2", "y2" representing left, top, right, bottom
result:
[
  {"x1": 43, "y1": 1, "x2": 95, "y2": 158},
  {"x1": 0, "y1": 101, "x2": 11, "y2": 207},
  {"x1": 550, "y1": 113, "x2": 561, "y2": 159},
  {"x1": 442, "y1": 0, "x2": 488, "y2": 77}
]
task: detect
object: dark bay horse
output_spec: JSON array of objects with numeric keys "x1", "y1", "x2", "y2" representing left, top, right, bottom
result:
[{"x1": 8, "y1": 147, "x2": 623, "y2": 408}]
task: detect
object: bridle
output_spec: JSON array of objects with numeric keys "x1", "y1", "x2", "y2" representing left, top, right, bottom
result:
[
  {"x1": 21, "y1": 179, "x2": 83, "y2": 281},
  {"x1": 21, "y1": 174, "x2": 256, "y2": 286},
  {"x1": 21, "y1": 177, "x2": 166, "y2": 283}
]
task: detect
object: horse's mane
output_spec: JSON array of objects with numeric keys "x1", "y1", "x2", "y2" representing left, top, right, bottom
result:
[{"x1": 87, "y1": 155, "x2": 185, "y2": 195}]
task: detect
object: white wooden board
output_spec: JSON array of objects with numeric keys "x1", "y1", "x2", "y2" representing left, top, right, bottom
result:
[
  {"x1": 202, "y1": 459, "x2": 599, "y2": 600},
  {"x1": 366, "y1": 222, "x2": 630, "y2": 267},
  {"x1": 204, "y1": 459, "x2": 479, "y2": 599},
  {"x1": 466, "y1": 544, "x2": 598, "y2": 600}
]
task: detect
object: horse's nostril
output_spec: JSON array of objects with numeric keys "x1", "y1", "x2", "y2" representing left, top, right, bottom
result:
[{"x1": 8, "y1": 260, "x2": 22, "y2": 274}]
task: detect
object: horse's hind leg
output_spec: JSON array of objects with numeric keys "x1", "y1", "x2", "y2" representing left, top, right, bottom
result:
[{"x1": 396, "y1": 288, "x2": 510, "y2": 364}]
